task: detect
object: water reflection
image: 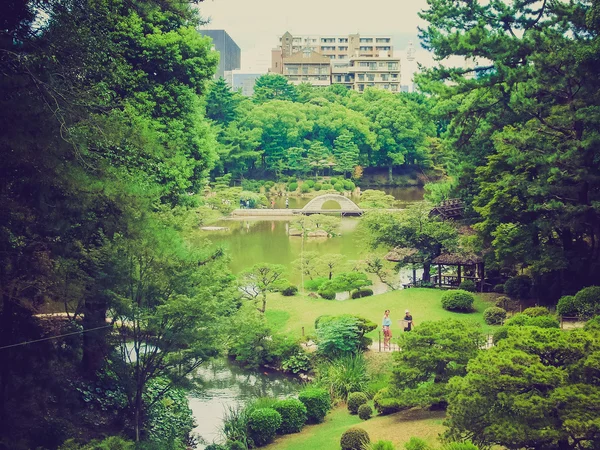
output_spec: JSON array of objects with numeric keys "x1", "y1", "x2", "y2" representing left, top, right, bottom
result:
[{"x1": 189, "y1": 358, "x2": 302, "y2": 447}]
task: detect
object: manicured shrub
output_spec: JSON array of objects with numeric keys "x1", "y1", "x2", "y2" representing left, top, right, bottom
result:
[
  {"x1": 522, "y1": 306, "x2": 551, "y2": 317},
  {"x1": 344, "y1": 180, "x2": 356, "y2": 191},
  {"x1": 504, "y1": 275, "x2": 532, "y2": 299},
  {"x1": 264, "y1": 181, "x2": 275, "y2": 189},
  {"x1": 305, "y1": 277, "x2": 328, "y2": 291},
  {"x1": 556, "y1": 295, "x2": 578, "y2": 316},
  {"x1": 495, "y1": 296, "x2": 519, "y2": 311},
  {"x1": 298, "y1": 388, "x2": 331, "y2": 424},
  {"x1": 247, "y1": 408, "x2": 281, "y2": 447},
  {"x1": 340, "y1": 427, "x2": 370, "y2": 450},
  {"x1": 319, "y1": 290, "x2": 336, "y2": 300},
  {"x1": 507, "y1": 314, "x2": 560, "y2": 328},
  {"x1": 288, "y1": 182, "x2": 298, "y2": 192},
  {"x1": 351, "y1": 288, "x2": 374, "y2": 299},
  {"x1": 358, "y1": 404, "x2": 373, "y2": 420},
  {"x1": 300, "y1": 183, "x2": 311, "y2": 193},
  {"x1": 441, "y1": 290, "x2": 475, "y2": 312},
  {"x1": 288, "y1": 176, "x2": 297, "y2": 182},
  {"x1": 404, "y1": 437, "x2": 432, "y2": 450},
  {"x1": 347, "y1": 392, "x2": 368, "y2": 414},
  {"x1": 305, "y1": 180, "x2": 315, "y2": 188},
  {"x1": 368, "y1": 441, "x2": 396, "y2": 450},
  {"x1": 493, "y1": 283, "x2": 505, "y2": 293},
  {"x1": 483, "y1": 307, "x2": 507, "y2": 325},
  {"x1": 492, "y1": 327, "x2": 508, "y2": 344},
  {"x1": 273, "y1": 398, "x2": 307, "y2": 434},
  {"x1": 584, "y1": 315, "x2": 600, "y2": 332},
  {"x1": 573, "y1": 286, "x2": 600, "y2": 318},
  {"x1": 321, "y1": 183, "x2": 333, "y2": 191},
  {"x1": 459, "y1": 279, "x2": 476, "y2": 292},
  {"x1": 329, "y1": 177, "x2": 339, "y2": 185},
  {"x1": 281, "y1": 285, "x2": 298, "y2": 296},
  {"x1": 314, "y1": 182, "x2": 322, "y2": 191},
  {"x1": 334, "y1": 182, "x2": 345, "y2": 192},
  {"x1": 373, "y1": 388, "x2": 403, "y2": 415}
]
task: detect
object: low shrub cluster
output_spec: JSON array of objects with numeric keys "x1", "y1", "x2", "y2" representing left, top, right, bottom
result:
[
  {"x1": 347, "y1": 392, "x2": 368, "y2": 414},
  {"x1": 247, "y1": 408, "x2": 282, "y2": 446},
  {"x1": 373, "y1": 388, "x2": 403, "y2": 415},
  {"x1": 458, "y1": 280, "x2": 476, "y2": 292},
  {"x1": 298, "y1": 388, "x2": 331, "y2": 424},
  {"x1": 351, "y1": 288, "x2": 374, "y2": 299},
  {"x1": 441, "y1": 290, "x2": 475, "y2": 312},
  {"x1": 281, "y1": 285, "x2": 298, "y2": 296},
  {"x1": 483, "y1": 307, "x2": 507, "y2": 325},
  {"x1": 506, "y1": 313, "x2": 560, "y2": 328},
  {"x1": 340, "y1": 427, "x2": 370, "y2": 450},
  {"x1": 556, "y1": 295, "x2": 577, "y2": 316},
  {"x1": 522, "y1": 306, "x2": 551, "y2": 317},
  {"x1": 273, "y1": 398, "x2": 307, "y2": 434}
]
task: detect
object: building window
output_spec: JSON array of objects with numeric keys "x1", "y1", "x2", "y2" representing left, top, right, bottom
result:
[
  {"x1": 383, "y1": 84, "x2": 389, "y2": 89},
  {"x1": 287, "y1": 68, "x2": 298, "y2": 75},
  {"x1": 376, "y1": 46, "x2": 391, "y2": 51},
  {"x1": 358, "y1": 74, "x2": 365, "y2": 81},
  {"x1": 359, "y1": 46, "x2": 373, "y2": 51},
  {"x1": 367, "y1": 74, "x2": 375, "y2": 81},
  {"x1": 339, "y1": 46, "x2": 348, "y2": 51},
  {"x1": 359, "y1": 38, "x2": 373, "y2": 43},
  {"x1": 391, "y1": 85, "x2": 398, "y2": 91},
  {"x1": 376, "y1": 38, "x2": 390, "y2": 43},
  {"x1": 388, "y1": 62, "x2": 399, "y2": 70},
  {"x1": 391, "y1": 73, "x2": 398, "y2": 79},
  {"x1": 338, "y1": 55, "x2": 347, "y2": 59},
  {"x1": 302, "y1": 66, "x2": 308, "y2": 74},
  {"x1": 358, "y1": 84, "x2": 365, "y2": 91},
  {"x1": 381, "y1": 74, "x2": 389, "y2": 81}
]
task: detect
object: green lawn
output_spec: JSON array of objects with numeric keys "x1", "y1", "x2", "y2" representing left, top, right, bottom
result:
[
  {"x1": 265, "y1": 288, "x2": 498, "y2": 339},
  {"x1": 264, "y1": 406, "x2": 446, "y2": 450}
]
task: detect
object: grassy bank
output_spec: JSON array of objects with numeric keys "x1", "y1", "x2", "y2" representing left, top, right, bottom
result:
[
  {"x1": 265, "y1": 288, "x2": 498, "y2": 339},
  {"x1": 264, "y1": 406, "x2": 446, "y2": 450}
]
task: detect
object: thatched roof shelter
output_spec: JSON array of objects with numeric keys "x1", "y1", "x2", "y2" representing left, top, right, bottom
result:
[
  {"x1": 429, "y1": 199, "x2": 464, "y2": 220},
  {"x1": 432, "y1": 252, "x2": 483, "y2": 266},
  {"x1": 384, "y1": 247, "x2": 423, "y2": 263}
]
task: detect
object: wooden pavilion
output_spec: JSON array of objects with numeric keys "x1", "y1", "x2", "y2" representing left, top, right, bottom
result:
[
  {"x1": 429, "y1": 199, "x2": 464, "y2": 220},
  {"x1": 431, "y1": 252, "x2": 485, "y2": 291}
]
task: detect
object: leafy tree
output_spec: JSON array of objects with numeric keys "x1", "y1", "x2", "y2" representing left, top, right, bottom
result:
[
  {"x1": 333, "y1": 131, "x2": 360, "y2": 178},
  {"x1": 359, "y1": 190, "x2": 398, "y2": 209},
  {"x1": 315, "y1": 253, "x2": 347, "y2": 280},
  {"x1": 239, "y1": 263, "x2": 287, "y2": 313},
  {"x1": 361, "y1": 203, "x2": 458, "y2": 281},
  {"x1": 306, "y1": 141, "x2": 332, "y2": 177},
  {"x1": 390, "y1": 320, "x2": 484, "y2": 408},
  {"x1": 253, "y1": 74, "x2": 298, "y2": 103},
  {"x1": 445, "y1": 327, "x2": 600, "y2": 449},
  {"x1": 319, "y1": 272, "x2": 372, "y2": 297},
  {"x1": 205, "y1": 77, "x2": 241, "y2": 125}
]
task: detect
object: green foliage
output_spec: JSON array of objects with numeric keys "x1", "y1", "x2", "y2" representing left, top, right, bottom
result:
[
  {"x1": 221, "y1": 404, "x2": 251, "y2": 448},
  {"x1": 352, "y1": 288, "x2": 374, "y2": 299},
  {"x1": 305, "y1": 180, "x2": 315, "y2": 188},
  {"x1": 458, "y1": 280, "x2": 476, "y2": 292},
  {"x1": 441, "y1": 443, "x2": 478, "y2": 450},
  {"x1": 228, "y1": 442, "x2": 246, "y2": 450},
  {"x1": 358, "y1": 404, "x2": 373, "y2": 421},
  {"x1": 340, "y1": 427, "x2": 371, "y2": 450},
  {"x1": 522, "y1": 306, "x2": 551, "y2": 317},
  {"x1": 59, "y1": 436, "x2": 135, "y2": 450},
  {"x1": 347, "y1": 392, "x2": 369, "y2": 414},
  {"x1": 253, "y1": 74, "x2": 298, "y2": 103},
  {"x1": 483, "y1": 307, "x2": 507, "y2": 325},
  {"x1": 334, "y1": 182, "x2": 345, "y2": 192},
  {"x1": 494, "y1": 296, "x2": 519, "y2": 311},
  {"x1": 273, "y1": 398, "x2": 307, "y2": 434},
  {"x1": 344, "y1": 180, "x2": 356, "y2": 191},
  {"x1": 316, "y1": 314, "x2": 376, "y2": 354},
  {"x1": 305, "y1": 277, "x2": 329, "y2": 291},
  {"x1": 319, "y1": 272, "x2": 372, "y2": 296},
  {"x1": 205, "y1": 78, "x2": 241, "y2": 125},
  {"x1": 493, "y1": 284, "x2": 505, "y2": 294},
  {"x1": 424, "y1": 180, "x2": 454, "y2": 204},
  {"x1": 300, "y1": 183, "x2": 311, "y2": 193},
  {"x1": 584, "y1": 315, "x2": 600, "y2": 332},
  {"x1": 373, "y1": 388, "x2": 403, "y2": 415},
  {"x1": 492, "y1": 327, "x2": 508, "y2": 344},
  {"x1": 281, "y1": 350, "x2": 312, "y2": 374},
  {"x1": 503, "y1": 275, "x2": 532, "y2": 300},
  {"x1": 506, "y1": 314, "x2": 560, "y2": 329},
  {"x1": 574, "y1": 286, "x2": 600, "y2": 318},
  {"x1": 204, "y1": 445, "x2": 228, "y2": 450},
  {"x1": 298, "y1": 388, "x2": 331, "y2": 424},
  {"x1": 404, "y1": 437, "x2": 431, "y2": 450},
  {"x1": 247, "y1": 408, "x2": 282, "y2": 447},
  {"x1": 359, "y1": 190, "x2": 397, "y2": 209},
  {"x1": 314, "y1": 182, "x2": 322, "y2": 191},
  {"x1": 288, "y1": 182, "x2": 299, "y2": 192},
  {"x1": 391, "y1": 320, "x2": 484, "y2": 408},
  {"x1": 318, "y1": 354, "x2": 370, "y2": 401},
  {"x1": 281, "y1": 285, "x2": 298, "y2": 296},
  {"x1": 441, "y1": 290, "x2": 475, "y2": 312},
  {"x1": 367, "y1": 440, "x2": 395, "y2": 450},
  {"x1": 556, "y1": 295, "x2": 578, "y2": 316},
  {"x1": 319, "y1": 290, "x2": 336, "y2": 300},
  {"x1": 316, "y1": 316, "x2": 361, "y2": 356},
  {"x1": 444, "y1": 327, "x2": 600, "y2": 449},
  {"x1": 239, "y1": 263, "x2": 287, "y2": 313}
]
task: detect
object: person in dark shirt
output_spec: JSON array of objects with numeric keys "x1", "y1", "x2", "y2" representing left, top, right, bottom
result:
[{"x1": 403, "y1": 310, "x2": 414, "y2": 332}]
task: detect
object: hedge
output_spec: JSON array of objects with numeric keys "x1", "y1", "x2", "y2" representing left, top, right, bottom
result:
[
  {"x1": 298, "y1": 388, "x2": 331, "y2": 424},
  {"x1": 281, "y1": 285, "x2": 298, "y2": 296},
  {"x1": 441, "y1": 290, "x2": 475, "y2": 312},
  {"x1": 351, "y1": 288, "x2": 374, "y2": 299},
  {"x1": 273, "y1": 398, "x2": 307, "y2": 434},
  {"x1": 483, "y1": 307, "x2": 507, "y2": 325}
]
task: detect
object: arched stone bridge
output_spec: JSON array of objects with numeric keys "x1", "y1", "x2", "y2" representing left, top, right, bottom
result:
[{"x1": 300, "y1": 194, "x2": 363, "y2": 216}]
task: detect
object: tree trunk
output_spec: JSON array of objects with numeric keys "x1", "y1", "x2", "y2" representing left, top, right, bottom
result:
[
  {"x1": 82, "y1": 293, "x2": 108, "y2": 375},
  {"x1": 422, "y1": 263, "x2": 431, "y2": 282},
  {"x1": 260, "y1": 293, "x2": 267, "y2": 313}
]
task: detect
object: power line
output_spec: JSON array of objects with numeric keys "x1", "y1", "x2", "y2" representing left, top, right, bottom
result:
[{"x1": 0, "y1": 324, "x2": 112, "y2": 351}]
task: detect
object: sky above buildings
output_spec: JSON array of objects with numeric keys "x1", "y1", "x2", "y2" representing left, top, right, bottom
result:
[{"x1": 196, "y1": 0, "x2": 443, "y2": 81}]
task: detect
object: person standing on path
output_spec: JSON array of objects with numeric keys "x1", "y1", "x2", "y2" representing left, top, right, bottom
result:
[
  {"x1": 271, "y1": 199, "x2": 275, "y2": 209},
  {"x1": 285, "y1": 197, "x2": 289, "y2": 209},
  {"x1": 382, "y1": 310, "x2": 392, "y2": 350},
  {"x1": 403, "y1": 310, "x2": 414, "y2": 332}
]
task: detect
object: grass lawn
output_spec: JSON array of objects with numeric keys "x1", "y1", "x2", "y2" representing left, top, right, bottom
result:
[
  {"x1": 264, "y1": 406, "x2": 446, "y2": 450},
  {"x1": 265, "y1": 288, "x2": 498, "y2": 340}
]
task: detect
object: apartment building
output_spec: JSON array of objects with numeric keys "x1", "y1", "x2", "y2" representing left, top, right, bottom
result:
[
  {"x1": 271, "y1": 31, "x2": 399, "y2": 92},
  {"x1": 199, "y1": 29, "x2": 241, "y2": 79},
  {"x1": 282, "y1": 48, "x2": 331, "y2": 87}
]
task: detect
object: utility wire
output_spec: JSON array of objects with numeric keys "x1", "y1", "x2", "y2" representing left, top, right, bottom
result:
[{"x1": 0, "y1": 324, "x2": 112, "y2": 351}]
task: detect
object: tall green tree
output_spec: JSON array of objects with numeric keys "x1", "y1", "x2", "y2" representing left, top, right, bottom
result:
[
  {"x1": 205, "y1": 77, "x2": 241, "y2": 125},
  {"x1": 253, "y1": 74, "x2": 298, "y2": 103},
  {"x1": 333, "y1": 131, "x2": 359, "y2": 178}
]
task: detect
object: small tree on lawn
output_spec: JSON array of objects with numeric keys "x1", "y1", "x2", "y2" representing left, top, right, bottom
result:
[{"x1": 239, "y1": 263, "x2": 287, "y2": 313}]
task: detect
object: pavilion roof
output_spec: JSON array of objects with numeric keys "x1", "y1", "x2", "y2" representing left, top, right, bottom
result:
[
  {"x1": 384, "y1": 247, "x2": 423, "y2": 263},
  {"x1": 432, "y1": 252, "x2": 483, "y2": 265}
]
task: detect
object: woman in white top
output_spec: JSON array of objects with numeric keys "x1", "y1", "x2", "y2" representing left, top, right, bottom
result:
[{"x1": 382, "y1": 310, "x2": 392, "y2": 350}]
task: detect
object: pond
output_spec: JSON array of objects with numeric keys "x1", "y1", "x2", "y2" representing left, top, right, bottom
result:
[{"x1": 189, "y1": 358, "x2": 302, "y2": 447}]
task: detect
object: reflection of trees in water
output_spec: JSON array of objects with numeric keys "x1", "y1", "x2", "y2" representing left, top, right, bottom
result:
[{"x1": 192, "y1": 358, "x2": 301, "y2": 400}]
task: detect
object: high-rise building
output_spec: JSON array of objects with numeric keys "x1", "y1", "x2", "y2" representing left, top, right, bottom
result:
[
  {"x1": 199, "y1": 30, "x2": 241, "y2": 79},
  {"x1": 271, "y1": 31, "x2": 399, "y2": 92}
]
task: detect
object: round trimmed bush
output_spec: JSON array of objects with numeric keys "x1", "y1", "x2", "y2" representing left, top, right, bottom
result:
[
  {"x1": 264, "y1": 181, "x2": 275, "y2": 189},
  {"x1": 340, "y1": 427, "x2": 370, "y2": 450},
  {"x1": 357, "y1": 404, "x2": 372, "y2": 420},
  {"x1": 334, "y1": 182, "x2": 345, "y2": 192},
  {"x1": 459, "y1": 280, "x2": 476, "y2": 292},
  {"x1": 247, "y1": 408, "x2": 282, "y2": 447},
  {"x1": 319, "y1": 290, "x2": 336, "y2": 300},
  {"x1": 298, "y1": 388, "x2": 331, "y2": 424},
  {"x1": 574, "y1": 286, "x2": 600, "y2": 318},
  {"x1": 305, "y1": 180, "x2": 315, "y2": 188},
  {"x1": 557, "y1": 295, "x2": 578, "y2": 316},
  {"x1": 288, "y1": 182, "x2": 298, "y2": 192},
  {"x1": 495, "y1": 296, "x2": 518, "y2": 311},
  {"x1": 343, "y1": 180, "x2": 356, "y2": 191},
  {"x1": 329, "y1": 177, "x2": 339, "y2": 185},
  {"x1": 441, "y1": 290, "x2": 475, "y2": 312},
  {"x1": 493, "y1": 283, "x2": 505, "y2": 293},
  {"x1": 300, "y1": 183, "x2": 311, "y2": 193},
  {"x1": 522, "y1": 306, "x2": 551, "y2": 317},
  {"x1": 273, "y1": 398, "x2": 307, "y2": 434},
  {"x1": 347, "y1": 392, "x2": 368, "y2": 414},
  {"x1": 351, "y1": 288, "x2": 374, "y2": 299},
  {"x1": 314, "y1": 182, "x2": 322, "y2": 191},
  {"x1": 504, "y1": 275, "x2": 532, "y2": 299},
  {"x1": 281, "y1": 285, "x2": 298, "y2": 296},
  {"x1": 483, "y1": 306, "x2": 507, "y2": 325},
  {"x1": 321, "y1": 183, "x2": 333, "y2": 191}
]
